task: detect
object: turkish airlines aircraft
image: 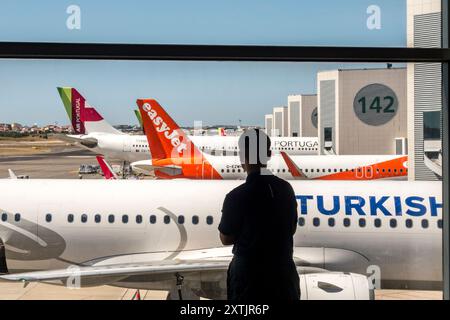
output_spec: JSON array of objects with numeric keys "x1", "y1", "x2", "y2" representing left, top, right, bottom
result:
[
  {"x1": 132, "y1": 99, "x2": 408, "y2": 180},
  {"x1": 56, "y1": 87, "x2": 319, "y2": 163},
  {"x1": 0, "y1": 179, "x2": 442, "y2": 299}
]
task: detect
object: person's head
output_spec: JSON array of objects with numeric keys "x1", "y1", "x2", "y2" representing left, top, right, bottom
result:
[{"x1": 238, "y1": 129, "x2": 272, "y2": 173}]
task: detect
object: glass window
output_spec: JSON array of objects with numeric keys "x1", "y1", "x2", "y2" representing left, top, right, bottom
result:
[
  {"x1": 421, "y1": 219, "x2": 429, "y2": 229},
  {"x1": 438, "y1": 219, "x2": 443, "y2": 229},
  {"x1": 343, "y1": 218, "x2": 351, "y2": 228},
  {"x1": 150, "y1": 215, "x2": 157, "y2": 224},
  {"x1": 328, "y1": 218, "x2": 335, "y2": 227},
  {"x1": 108, "y1": 215, "x2": 115, "y2": 224},
  {"x1": 1, "y1": 213, "x2": 6, "y2": 222},
  {"x1": 359, "y1": 218, "x2": 366, "y2": 228},
  {"x1": 313, "y1": 218, "x2": 320, "y2": 227},
  {"x1": 423, "y1": 111, "x2": 441, "y2": 140},
  {"x1": 95, "y1": 214, "x2": 101, "y2": 223},
  {"x1": 206, "y1": 216, "x2": 214, "y2": 225},
  {"x1": 164, "y1": 215, "x2": 170, "y2": 224},
  {"x1": 178, "y1": 215, "x2": 185, "y2": 224},
  {"x1": 14, "y1": 213, "x2": 20, "y2": 222},
  {"x1": 298, "y1": 217, "x2": 305, "y2": 227},
  {"x1": 68, "y1": 214, "x2": 74, "y2": 223},
  {"x1": 136, "y1": 215, "x2": 143, "y2": 224},
  {"x1": 122, "y1": 215, "x2": 129, "y2": 224},
  {"x1": 374, "y1": 218, "x2": 382, "y2": 228},
  {"x1": 192, "y1": 215, "x2": 199, "y2": 225},
  {"x1": 406, "y1": 219, "x2": 413, "y2": 228},
  {"x1": 390, "y1": 219, "x2": 397, "y2": 229},
  {"x1": 46, "y1": 214, "x2": 52, "y2": 223},
  {"x1": 81, "y1": 214, "x2": 88, "y2": 223}
]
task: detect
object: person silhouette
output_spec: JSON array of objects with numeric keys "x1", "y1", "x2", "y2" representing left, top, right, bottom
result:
[{"x1": 218, "y1": 128, "x2": 300, "y2": 300}]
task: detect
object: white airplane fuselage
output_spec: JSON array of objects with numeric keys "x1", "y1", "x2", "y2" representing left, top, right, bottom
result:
[
  {"x1": 69, "y1": 133, "x2": 319, "y2": 163},
  {"x1": 0, "y1": 179, "x2": 442, "y2": 289}
]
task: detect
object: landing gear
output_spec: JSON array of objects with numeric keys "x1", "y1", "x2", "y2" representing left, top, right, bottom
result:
[{"x1": 176, "y1": 273, "x2": 184, "y2": 300}]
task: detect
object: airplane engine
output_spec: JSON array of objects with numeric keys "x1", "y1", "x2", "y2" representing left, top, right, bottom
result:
[{"x1": 299, "y1": 271, "x2": 373, "y2": 300}]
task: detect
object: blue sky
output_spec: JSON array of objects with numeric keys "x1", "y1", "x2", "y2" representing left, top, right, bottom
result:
[{"x1": 0, "y1": 1, "x2": 406, "y2": 126}]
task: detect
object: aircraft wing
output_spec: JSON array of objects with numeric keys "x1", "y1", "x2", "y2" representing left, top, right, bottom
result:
[{"x1": 0, "y1": 259, "x2": 229, "y2": 283}]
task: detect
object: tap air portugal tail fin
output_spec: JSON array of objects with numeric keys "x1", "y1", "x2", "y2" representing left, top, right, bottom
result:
[
  {"x1": 57, "y1": 87, "x2": 123, "y2": 135},
  {"x1": 96, "y1": 156, "x2": 118, "y2": 180},
  {"x1": 136, "y1": 99, "x2": 203, "y2": 162}
]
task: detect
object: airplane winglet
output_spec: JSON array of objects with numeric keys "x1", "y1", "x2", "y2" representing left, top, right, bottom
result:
[
  {"x1": 96, "y1": 156, "x2": 118, "y2": 180},
  {"x1": 280, "y1": 152, "x2": 305, "y2": 179}
]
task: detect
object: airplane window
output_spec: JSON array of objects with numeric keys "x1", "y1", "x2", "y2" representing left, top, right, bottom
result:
[
  {"x1": 164, "y1": 215, "x2": 171, "y2": 224},
  {"x1": 192, "y1": 215, "x2": 199, "y2": 225},
  {"x1": 227, "y1": 169, "x2": 230, "y2": 173},
  {"x1": 150, "y1": 215, "x2": 156, "y2": 224},
  {"x1": 232, "y1": 169, "x2": 235, "y2": 173},
  {"x1": 221, "y1": 169, "x2": 224, "y2": 173},
  {"x1": 46, "y1": 214, "x2": 52, "y2": 223},
  {"x1": 322, "y1": 169, "x2": 326, "y2": 173},
  {"x1": 298, "y1": 217, "x2": 305, "y2": 227},
  {"x1": 305, "y1": 169, "x2": 309, "y2": 173},
  {"x1": 328, "y1": 169, "x2": 331, "y2": 173},
  {"x1": 334, "y1": 169, "x2": 337, "y2": 173},
  {"x1": 390, "y1": 219, "x2": 397, "y2": 228},
  {"x1": 313, "y1": 217, "x2": 320, "y2": 227},
  {"x1": 68, "y1": 214, "x2": 74, "y2": 223},
  {"x1": 95, "y1": 214, "x2": 101, "y2": 223},
  {"x1": 421, "y1": 219, "x2": 429, "y2": 229},
  {"x1": 343, "y1": 218, "x2": 351, "y2": 227},
  {"x1": 328, "y1": 218, "x2": 335, "y2": 227},
  {"x1": 438, "y1": 219, "x2": 443, "y2": 229},
  {"x1": 1, "y1": 213, "x2": 6, "y2": 222},
  {"x1": 136, "y1": 215, "x2": 143, "y2": 224},
  {"x1": 108, "y1": 215, "x2": 115, "y2": 223},
  {"x1": 316, "y1": 169, "x2": 320, "y2": 173},
  {"x1": 81, "y1": 214, "x2": 88, "y2": 223},
  {"x1": 382, "y1": 169, "x2": 386, "y2": 173},
  {"x1": 374, "y1": 218, "x2": 382, "y2": 228},
  {"x1": 388, "y1": 169, "x2": 391, "y2": 173},
  {"x1": 14, "y1": 213, "x2": 20, "y2": 222},
  {"x1": 406, "y1": 219, "x2": 413, "y2": 228},
  {"x1": 122, "y1": 215, "x2": 129, "y2": 224},
  {"x1": 206, "y1": 216, "x2": 214, "y2": 225},
  {"x1": 178, "y1": 215, "x2": 185, "y2": 224},
  {"x1": 359, "y1": 218, "x2": 366, "y2": 227}
]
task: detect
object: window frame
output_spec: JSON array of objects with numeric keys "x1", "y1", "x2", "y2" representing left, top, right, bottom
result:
[{"x1": 0, "y1": 2, "x2": 448, "y2": 299}]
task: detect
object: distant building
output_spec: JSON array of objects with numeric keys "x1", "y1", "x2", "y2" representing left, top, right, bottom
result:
[
  {"x1": 264, "y1": 114, "x2": 273, "y2": 136},
  {"x1": 407, "y1": 0, "x2": 442, "y2": 181},
  {"x1": 288, "y1": 94, "x2": 318, "y2": 137},
  {"x1": 272, "y1": 106, "x2": 288, "y2": 137}
]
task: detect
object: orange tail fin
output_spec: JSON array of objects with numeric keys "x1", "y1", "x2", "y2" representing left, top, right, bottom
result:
[{"x1": 137, "y1": 99, "x2": 202, "y2": 162}]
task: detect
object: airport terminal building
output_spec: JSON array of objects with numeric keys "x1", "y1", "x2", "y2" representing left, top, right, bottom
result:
[
  {"x1": 317, "y1": 68, "x2": 407, "y2": 155},
  {"x1": 407, "y1": 0, "x2": 442, "y2": 181}
]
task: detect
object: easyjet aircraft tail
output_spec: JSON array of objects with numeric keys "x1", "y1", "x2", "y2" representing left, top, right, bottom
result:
[
  {"x1": 137, "y1": 99, "x2": 203, "y2": 162},
  {"x1": 57, "y1": 87, "x2": 123, "y2": 135}
]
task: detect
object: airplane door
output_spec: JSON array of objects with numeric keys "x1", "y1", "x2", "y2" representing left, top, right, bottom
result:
[{"x1": 123, "y1": 136, "x2": 131, "y2": 152}]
